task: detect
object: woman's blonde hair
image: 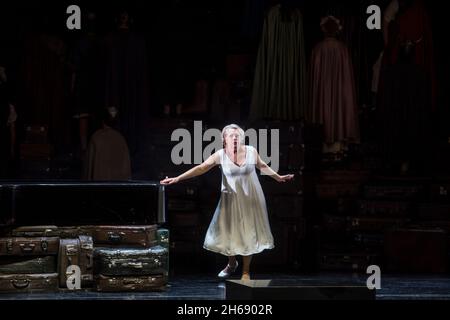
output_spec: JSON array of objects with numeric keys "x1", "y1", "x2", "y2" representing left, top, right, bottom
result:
[{"x1": 222, "y1": 124, "x2": 245, "y2": 144}]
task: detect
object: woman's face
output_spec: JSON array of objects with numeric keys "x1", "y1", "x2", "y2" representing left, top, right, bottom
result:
[{"x1": 224, "y1": 128, "x2": 241, "y2": 148}]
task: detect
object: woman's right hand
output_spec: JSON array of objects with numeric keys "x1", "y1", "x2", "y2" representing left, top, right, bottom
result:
[{"x1": 160, "y1": 176, "x2": 179, "y2": 185}]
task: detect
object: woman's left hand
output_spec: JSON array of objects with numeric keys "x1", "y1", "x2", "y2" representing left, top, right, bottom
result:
[{"x1": 278, "y1": 174, "x2": 295, "y2": 183}]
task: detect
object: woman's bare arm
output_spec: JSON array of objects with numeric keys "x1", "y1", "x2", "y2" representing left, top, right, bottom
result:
[
  {"x1": 255, "y1": 148, "x2": 294, "y2": 183},
  {"x1": 160, "y1": 151, "x2": 220, "y2": 185}
]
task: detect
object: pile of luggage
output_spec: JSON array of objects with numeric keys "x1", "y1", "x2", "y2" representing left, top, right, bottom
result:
[{"x1": 0, "y1": 225, "x2": 169, "y2": 293}]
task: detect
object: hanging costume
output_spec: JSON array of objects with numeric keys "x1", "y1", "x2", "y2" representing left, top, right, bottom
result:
[
  {"x1": 84, "y1": 127, "x2": 131, "y2": 181},
  {"x1": 250, "y1": 4, "x2": 307, "y2": 121},
  {"x1": 309, "y1": 16, "x2": 360, "y2": 153},
  {"x1": 376, "y1": 0, "x2": 434, "y2": 173}
]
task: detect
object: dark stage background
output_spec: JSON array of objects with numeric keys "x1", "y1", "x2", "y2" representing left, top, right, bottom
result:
[{"x1": 1, "y1": 0, "x2": 450, "y2": 277}]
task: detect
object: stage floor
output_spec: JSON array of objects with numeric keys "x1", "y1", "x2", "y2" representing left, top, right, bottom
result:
[{"x1": 0, "y1": 273, "x2": 449, "y2": 300}]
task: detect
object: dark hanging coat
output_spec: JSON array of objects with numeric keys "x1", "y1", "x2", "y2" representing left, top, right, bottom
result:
[
  {"x1": 250, "y1": 4, "x2": 307, "y2": 121},
  {"x1": 309, "y1": 37, "x2": 360, "y2": 145},
  {"x1": 84, "y1": 127, "x2": 131, "y2": 181},
  {"x1": 381, "y1": 0, "x2": 436, "y2": 109}
]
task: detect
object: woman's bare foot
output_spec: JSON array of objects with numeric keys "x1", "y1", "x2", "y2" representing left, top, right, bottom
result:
[{"x1": 241, "y1": 272, "x2": 250, "y2": 281}]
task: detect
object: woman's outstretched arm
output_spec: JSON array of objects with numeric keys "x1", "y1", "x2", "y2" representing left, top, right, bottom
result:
[
  {"x1": 255, "y1": 148, "x2": 294, "y2": 183},
  {"x1": 160, "y1": 151, "x2": 220, "y2": 185}
]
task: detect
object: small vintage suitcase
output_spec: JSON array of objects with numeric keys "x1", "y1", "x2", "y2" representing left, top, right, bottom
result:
[
  {"x1": 95, "y1": 274, "x2": 167, "y2": 292},
  {"x1": 94, "y1": 246, "x2": 169, "y2": 276},
  {"x1": 83, "y1": 225, "x2": 157, "y2": 247},
  {"x1": 0, "y1": 237, "x2": 59, "y2": 256},
  {"x1": 57, "y1": 236, "x2": 94, "y2": 288},
  {"x1": 0, "y1": 273, "x2": 59, "y2": 293},
  {"x1": 0, "y1": 256, "x2": 56, "y2": 274},
  {"x1": 11, "y1": 226, "x2": 90, "y2": 238}
]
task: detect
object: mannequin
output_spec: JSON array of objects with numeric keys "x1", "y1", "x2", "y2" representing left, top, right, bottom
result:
[{"x1": 309, "y1": 16, "x2": 360, "y2": 157}]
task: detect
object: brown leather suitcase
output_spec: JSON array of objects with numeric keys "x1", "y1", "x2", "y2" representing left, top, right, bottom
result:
[
  {"x1": 11, "y1": 226, "x2": 91, "y2": 238},
  {"x1": 0, "y1": 273, "x2": 59, "y2": 293},
  {"x1": 94, "y1": 246, "x2": 168, "y2": 276},
  {"x1": 58, "y1": 236, "x2": 94, "y2": 288},
  {"x1": 83, "y1": 225, "x2": 157, "y2": 247},
  {"x1": 0, "y1": 256, "x2": 56, "y2": 274},
  {"x1": 95, "y1": 274, "x2": 167, "y2": 292},
  {"x1": 0, "y1": 237, "x2": 59, "y2": 256}
]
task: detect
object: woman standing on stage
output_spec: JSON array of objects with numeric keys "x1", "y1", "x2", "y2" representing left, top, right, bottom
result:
[{"x1": 161, "y1": 124, "x2": 294, "y2": 280}]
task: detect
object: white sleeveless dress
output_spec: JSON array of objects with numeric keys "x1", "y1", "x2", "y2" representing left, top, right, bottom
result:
[{"x1": 203, "y1": 145, "x2": 275, "y2": 256}]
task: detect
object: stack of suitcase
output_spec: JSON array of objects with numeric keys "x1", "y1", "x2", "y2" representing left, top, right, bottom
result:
[
  {"x1": 0, "y1": 225, "x2": 169, "y2": 293},
  {"x1": 90, "y1": 225, "x2": 169, "y2": 292},
  {"x1": 0, "y1": 226, "x2": 95, "y2": 293},
  {"x1": 0, "y1": 235, "x2": 60, "y2": 293}
]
